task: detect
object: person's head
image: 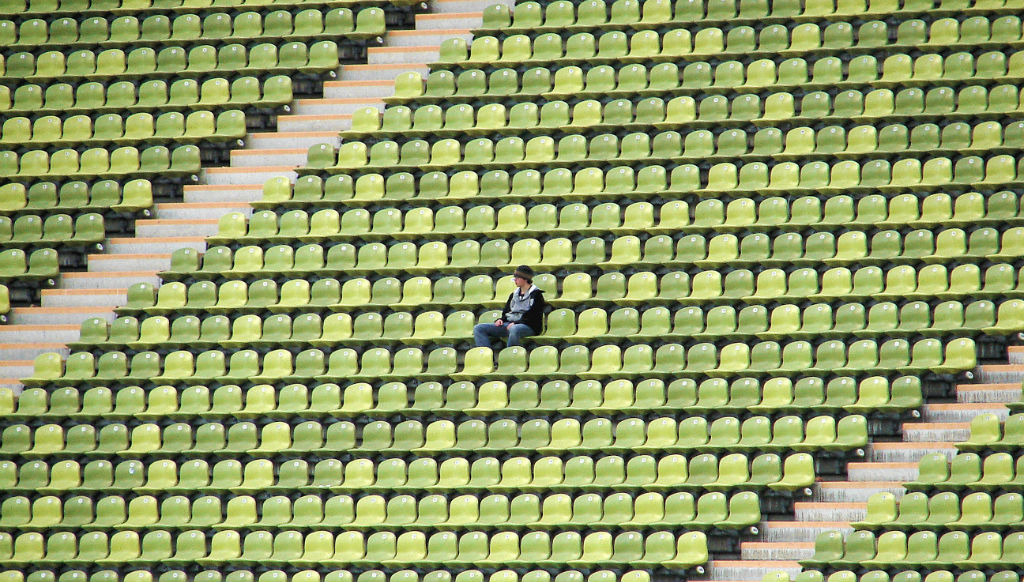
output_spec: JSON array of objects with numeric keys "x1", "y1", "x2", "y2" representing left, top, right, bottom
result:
[{"x1": 513, "y1": 265, "x2": 534, "y2": 290}]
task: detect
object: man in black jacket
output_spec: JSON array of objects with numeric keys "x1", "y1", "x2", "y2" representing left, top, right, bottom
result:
[{"x1": 473, "y1": 265, "x2": 546, "y2": 348}]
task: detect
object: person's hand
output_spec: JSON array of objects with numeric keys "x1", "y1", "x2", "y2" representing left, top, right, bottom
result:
[{"x1": 495, "y1": 319, "x2": 504, "y2": 326}]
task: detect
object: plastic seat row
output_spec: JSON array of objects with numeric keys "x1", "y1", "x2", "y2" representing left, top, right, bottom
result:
[
  {"x1": 22, "y1": 336, "x2": 976, "y2": 388},
  {"x1": 0, "y1": 490, "x2": 758, "y2": 531},
  {"x1": 129, "y1": 264, "x2": 1024, "y2": 318},
  {"x1": 390, "y1": 52, "x2": 1024, "y2": 104},
  {"x1": 0, "y1": 413, "x2": 869, "y2": 459},
  {"x1": 0, "y1": 180, "x2": 153, "y2": 215},
  {"x1": 0, "y1": 110, "x2": 245, "y2": 148},
  {"x1": 350, "y1": 86, "x2": 1024, "y2": 139},
  {"x1": 479, "y1": 0, "x2": 1012, "y2": 33},
  {"x1": 0, "y1": 8, "x2": 384, "y2": 49},
  {"x1": 545, "y1": 299, "x2": 1015, "y2": 342},
  {"x1": 1, "y1": 373, "x2": 923, "y2": 423},
  {"x1": 159, "y1": 228, "x2": 1024, "y2": 284},
  {"x1": 0, "y1": 248, "x2": 59, "y2": 284},
  {"x1": 853, "y1": 490, "x2": 1024, "y2": 530},
  {"x1": 0, "y1": 145, "x2": 200, "y2": 179},
  {"x1": 0, "y1": 213, "x2": 104, "y2": 248},
  {"x1": 0, "y1": 569, "x2": 654, "y2": 582},
  {"x1": 0, "y1": 527, "x2": 709, "y2": 569},
  {"x1": 0, "y1": 451, "x2": 815, "y2": 496},
  {"x1": 311, "y1": 121, "x2": 1024, "y2": 175},
  {"x1": 2, "y1": 41, "x2": 340, "y2": 82},
  {"x1": 802, "y1": 528, "x2": 1024, "y2": 569},
  {"x1": 957, "y1": 412, "x2": 1024, "y2": 452},
  {"x1": 442, "y1": 18, "x2": 1024, "y2": 68},
  {"x1": 306, "y1": 155, "x2": 1024, "y2": 198},
  {"x1": 904, "y1": 452, "x2": 1024, "y2": 492},
  {"x1": 771, "y1": 569, "x2": 1023, "y2": 582},
  {"x1": 288, "y1": 157, "x2": 1019, "y2": 205},
  {"x1": 0, "y1": 76, "x2": 292, "y2": 117},
  {"x1": 0, "y1": 0, "x2": 421, "y2": 17},
  {"x1": 233, "y1": 193, "x2": 1024, "y2": 247}
]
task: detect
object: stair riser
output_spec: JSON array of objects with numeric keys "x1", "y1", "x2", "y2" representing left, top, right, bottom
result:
[
  {"x1": 0, "y1": 364, "x2": 34, "y2": 380},
  {"x1": 368, "y1": 47, "x2": 440, "y2": 64},
  {"x1": 976, "y1": 368, "x2": 1024, "y2": 384},
  {"x1": 153, "y1": 205, "x2": 251, "y2": 221},
  {"x1": 902, "y1": 427, "x2": 970, "y2": 442},
  {"x1": 87, "y1": 257, "x2": 171, "y2": 273},
  {"x1": 247, "y1": 135, "x2": 341, "y2": 150},
  {"x1": 958, "y1": 387, "x2": 1021, "y2": 404},
  {"x1": 292, "y1": 100, "x2": 384, "y2": 116},
  {"x1": 432, "y1": 0, "x2": 511, "y2": 11},
  {"x1": 848, "y1": 465, "x2": 918, "y2": 482},
  {"x1": 761, "y1": 525, "x2": 853, "y2": 543},
  {"x1": 184, "y1": 186, "x2": 264, "y2": 204},
  {"x1": 740, "y1": 547, "x2": 815, "y2": 561},
  {"x1": 707, "y1": 565, "x2": 800, "y2": 581},
  {"x1": 278, "y1": 116, "x2": 354, "y2": 132},
  {"x1": 868, "y1": 446, "x2": 957, "y2": 463},
  {"x1": 107, "y1": 240, "x2": 207, "y2": 256},
  {"x1": 135, "y1": 223, "x2": 219, "y2": 238},
  {"x1": 203, "y1": 169, "x2": 296, "y2": 186},
  {"x1": 231, "y1": 151, "x2": 308, "y2": 167},
  {"x1": 61, "y1": 274, "x2": 161, "y2": 290},
  {"x1": 923, "y1": 407, "x2": 1010, "y2": 423},
  {"x1": 1008, "y1": 351, "x2": 1024, "y2": 365},
  {"x1": 794, "y1": 507, "x2": 868, "y2": 522},
  {"x1": 0, "y1": 328, "x2": 79, "y2": 344},
  {"x1": 41, "y1": 292, "x2": 126, "y2": 308},
  {"x1": 340, "y1": 64, "x2": 429, "y2": 81},
  {"x1": 8, "y1": 311, "x2": 115, "y2": 326},
  {"x1": 323, "y1": 83, "x2": 395, "y2": 100},
  {"x1": 385, "y1": 30, "x2": 472, "y2": 47}
]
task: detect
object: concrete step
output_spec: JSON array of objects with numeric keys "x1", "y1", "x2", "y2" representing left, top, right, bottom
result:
[
  {"x1": 183, "y1": 184, "x2": 264, "y2": 204},
  {"x1": 203, "y1": 166, "x2": 296, "y2": 186},
  {"x1": 153, "y1": 202, "x2": 251, "y2": 221},
  {"x1": 0, "y1": 360, "x2": 34, "y2": 382},
  {"x1": 814, "y1": 481, "x2": 905, "y2": 502},
  {"x1": 247, "y1": 131, "x2": 340, "y2": 150},
  {"x1": 368, "y1": 45, "x2": 440, "y2": 65},
  {"x1": 868, "y1": 442, "x2": 957, "y2": 463},
  {"x1": 1007, "y1": 345, "x2": 1024, "y2": 364},
  {"x1": 230, "y1": 148, "x2": 308, "y2": 167},
  {"x1": 60, "y1": 271, "x2": 160, "y2": 290},
  {"x1": 0, "y1": 325, "x2": 79, "y2": 344},
  {"x1": 901, "y1": 422, "x2": 970, "y2": 442},
  {"x1": 135, "y1": 219, "x2": 219, "y2": 238},
  {"x1": 976, "y1": 364, "x2": 1024, "y2": 384},
  {"x1": 707, "y1": 561, "x2": 801, "y2": 582},
  {"x1": 8, "y1": 306, "x2": 115, "y2": 326},
  {"x1": 41, "y1": 288, "x2": 126, "y2": 308},
  {"x1": 278, "y1": 113, "x2": 355, "y2": 133},
  {"x1": 431, "y1": 0, "x2": 510, "y2": 12},
  {"x1": 292, "y1": 98, "x2": 385, "y2": 116},
  {"x1": 323, "y1": 79, "x2": 396, "y2": 100},
  {"x1": 414, "y1": 11, "x2": 482, "y2": 29},
  {"x1": 385, "y1": 28, "x2": 472, "y2": 47},
  {"x1": 794, "y1": 502, "x2": 867, "y2": 522},
  {"x1": 957, "y1": 383, "x2": 1021, "y2": 404},
  {"x1": 848, "y1": 462, "x2": 919, "y2": 482},
  {"x1": 340, "y1": 62, "x2": 429, "y2": 82},
  {"x1": 923, "y1": 402, "x2": 1009, "y2": 423},
  {"x1": 760, "y1": 521, "x2": 852, "y2": 543},
  {"x1": 0, "y1": 343, "x2": 69, "y2": 361},
  {"x1": 106, "y1": 236, "x2": 206, "y2": 256},
  {"x1": 87, "y1": 253, "x2": 171, "y2": 273},
  {"x1": 740, "y1": 542, "x2": 815, "y2": 561}
]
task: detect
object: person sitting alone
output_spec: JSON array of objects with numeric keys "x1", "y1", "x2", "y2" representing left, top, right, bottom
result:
[{"x1": 473, "y1": 265, "x2": 547, "y2": 348}]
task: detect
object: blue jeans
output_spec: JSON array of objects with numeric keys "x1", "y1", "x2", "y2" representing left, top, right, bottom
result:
[{"x1": 473, "y1": 322, "x2": 536, "y2": 348}]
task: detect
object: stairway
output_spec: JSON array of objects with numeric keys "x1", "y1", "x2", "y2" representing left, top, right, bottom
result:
[
  {"x1": 0, "y1": 0, "x2": 497, "y2": 394},
  {"x1": 703, "y1": 345, "x2": 1020, "y2": 581}
]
